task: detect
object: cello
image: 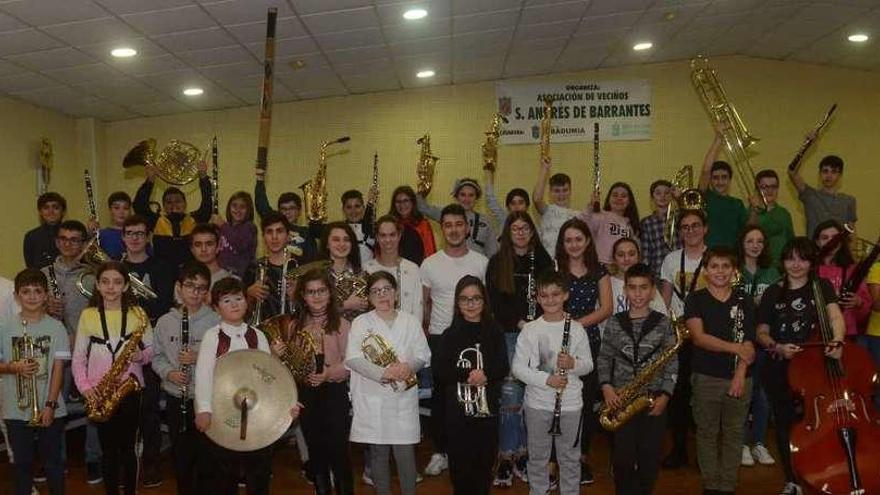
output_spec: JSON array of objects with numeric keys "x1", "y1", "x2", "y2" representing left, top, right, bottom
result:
[{"x1": 787, "y1": 278, "x2": 880, "y2": 494}]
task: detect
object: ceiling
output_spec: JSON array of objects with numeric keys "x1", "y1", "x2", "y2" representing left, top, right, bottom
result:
[{"x1": 0, "y1": 0, "x2": 877, "y2": 121}]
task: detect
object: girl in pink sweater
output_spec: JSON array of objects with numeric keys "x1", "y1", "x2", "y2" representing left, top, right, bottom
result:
[
  {"x1": 72, "y1": 261, "x2": 153, "y2": 495},
  {"x1": 578, "y1": 182, "x2": 641, "y2": 265},
  {"x1": 813, "y1": 220, "x2": 872, "y2": 337}
]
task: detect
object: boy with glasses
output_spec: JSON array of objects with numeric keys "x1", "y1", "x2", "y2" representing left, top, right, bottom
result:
[
  {"x1": 24, "y1": 192, "x2": 67, "y2": 268},
  {"x1": 748, "y1": 170, "x2": 794, "y2": 262},
  {"x1": 152, "y1": 261, "x2": 220, "y2": 493}
]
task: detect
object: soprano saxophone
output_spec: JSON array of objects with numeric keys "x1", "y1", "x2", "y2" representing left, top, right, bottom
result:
[
  {"x1": 85, "y1": 306, "x2": 148, "y2": 423},
  {"x1": 599, "y1": 315, "x2": 690, "y2": 432}
]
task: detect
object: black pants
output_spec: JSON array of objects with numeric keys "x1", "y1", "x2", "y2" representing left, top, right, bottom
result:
[
  {"x1": 612, "y1": 410, "x2": 667, "y2": 495},
  {"x1": 428, "y1": 334, "x2": 446, "y2": 454},
  {"x1": 446, "y1": 414, "x2": 498, "y2": 495},
  {"x1": 667, "y1": 342, "x2": 693, "y2": 456},
  {"x1": 202, "y1": 438, "x2": 273, "y2": 495},
  {"x1": 165, "y1": 395, "x2": 202, "y2": 494},
  {"x1": 96, "y1": 391, "x2": 141, "y2": 495},
  {"x1": 140, "y1": 367, "x2": 162, "y2": 469},
  {"x1": 762, "y1": 358, "x2": 797, "y2": 483},
  {"x1": 581, "y1": 328, "x2": 602, "y2": 457},
  {"x1": 5, "y1": 418, "x2": 65, "y2": 495},
  {"x1": 300, "y1": 381, "x2": 353, "y2": 495}
]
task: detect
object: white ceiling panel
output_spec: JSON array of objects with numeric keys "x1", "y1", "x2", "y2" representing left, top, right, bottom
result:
[
  {"x1": 376, "y1": 0, "x2": 452, "y2": 25},
  {"x1": 245, "y1": 36, "x2": 320, "y2": 58},
  {"x1": 197, "y1": 61, "x2": 263, "y2": 78},
  {"x1": 121, "y1": 6, "x2": 217, "y2": 35},
  {"x1": 344, "y1": 72, "x2": 401, "y2": 93},
  {"x1": 0, "y1": 71, "x2": 62, "y2": 93},
  {"x1": 0, "y1": 59, "x2": 28, "y2": 77},
  {"x1": 113, "y1": 54, "x2": 189, "y2": 76},
  {"x1": 453, "y1": 69, "x2": 501, "y2": 83},
  {"x1": 225, "y1": 16, "x2": 309, "y2": 44},
  {"x1": 44, "y1": 63, "x2": 123, "y2": 84},
  {"x1": 0, "y1": 11, "x2": 29, "y2": 32},
  {"x1": 178, "y1": 45, "x2": 254, "y2": 67},
  {"x1": 128, "y1": 100, "x2": 194, "y2": 117},
  {"x1": 54, "y1": 96, "x2": 137, "y2": 119},
  {"x1": 390, "y1": 37, "x2": 451, "y2": 57},
  {"x1": 452, "y1": 0, "x2": 522, "y2": 16},
  {"x1": 300, "y1": 7, "x2": 378, "y2": 34},
  {"x1": 383, "y1": 18, "x2": 451, "y2": 43},
  {"x1": 453, "y1": 55, "x2": 505, "y2": 74},
  {"x1": 576, "y1": 11, "x2": 643, "y2": 35},
  {"x1": 77, "y1": 37, "x2": 166, "y2": 61},
  {"x1": 325, "y1": 45, "x2": 391, "y2": 65},
  {"x1": 152, "y1": 27, "x2": 238, "y2": 52},
  {"x1": 0, "y1": 0, "x2": 106, "y2": 27},
  {"x1": 6, "y1": 47, "x2": 96, "y2": 71},
  {"x1": 516, "y1": 20, "x2": 580, "y2": 40},
  {"x1": 555, "y1": 46, "x2": 607, "y2": 71},
  {"x1": 42, "y1": 17, "x2": 141, "y2": 46},
  {"x1": 520, "y1": 1, "x2": 589, "y2": 25},
  {"x1": 314, "y1": 27, "x2": 385, "y2": 50},
  {"x1": 453, "y1": 9, "x2": 519, "y2": 34},
  {"x1": 199, "y1": 0, "x2": 295, "y2": 24},
  {"x1": 334, "y1": 56, "x2": 396, "y2": 75},
  {"x1": 0, "y1": 29, "x2": 65, "y2": 56},
  {"x1": 453, "y1": 29, "x2": 514, "y2": 54},
  {"x1": 289, "y1": 0, "x2": 374, "y2": 15},
  {"x1": 586, "y1": 0, "x2": 653, "y2": 16},
  {"x1": 95, "y1": 0, "x2": 197, "y2": 16}
]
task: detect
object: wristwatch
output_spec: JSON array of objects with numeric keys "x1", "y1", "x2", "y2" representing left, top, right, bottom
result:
[{"x1": 45, "y1": 400, "x2": 58, "y2": 410}]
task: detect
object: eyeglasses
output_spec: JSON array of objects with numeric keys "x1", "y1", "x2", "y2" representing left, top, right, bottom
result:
[
  {"x1": 758, "y1": 184, "x2": 779, "y2": 191},
  {"x1": 369, "y1": 286, "x2": 395, "y2": 296},
  {"x1": 304, "y1": 287, "x2": 329, "y2": 297},
  {"x1": 182, "y1": 282, "x2": 209, "y2": 293},
  {"x1": 457, "y1": 295, "x2": 484, "y2": 306},
  {"x1": 511, "y1": 225, "x2": 532, "y2": 234},
  {"x1": 123, "y1": 231, "x2": 147, "y2": 239},
  {"x1": 680, "y1": 223, "x2": 703, "y2": 232},
  {"x1": 57, "y1": 236, "x2": 83, "y2": 245}
]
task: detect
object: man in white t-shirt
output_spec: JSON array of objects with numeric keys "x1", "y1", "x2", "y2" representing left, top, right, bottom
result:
[
  {"x1": 532, "y1": 157, "x2": 578, "y2": 257},
  {"x1": 658, "y1": 208, "x2": 708, "y2": 470},
  {"x1": 420, "y1": 203, "x2": 488, "y2": 476}
]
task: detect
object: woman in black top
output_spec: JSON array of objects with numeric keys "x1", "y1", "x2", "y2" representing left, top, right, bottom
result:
[
  {"x1": 755, "y1": 237, "x2": 845, "y2": 495},
  {"x1": 436, "y1": 276, "x2": 509, "y2": 495},
  {"x1": 485, "y1": 211, "x2": 552, "y2": 485}
]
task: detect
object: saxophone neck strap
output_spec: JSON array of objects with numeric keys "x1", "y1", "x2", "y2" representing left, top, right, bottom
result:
[{"x1": 98, "y1": 305, "x2": 128, "y2": 356}]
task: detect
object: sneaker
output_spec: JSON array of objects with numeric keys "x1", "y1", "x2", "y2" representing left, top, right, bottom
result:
[
  {"x1": 580, "y1": 462, "x2": 595, "y2": 485},
  {"x1": 493, "y1": 460, "x2": 513, "y2": 487},
  {"x1": 33, "y1": 467, "x2": 47, "y2": 483},
  {"x1": 751, "y1": 443, "x2": 776, "y2": 466},
  {"x1": 86, "y1": 462, "x2": 103, "y2": 485},
  {"x1": 741, "y1": 445, "x2": 755, "y2": 466},
  {"x1": 424, "y1": 453, "x2": 448, "y2": 476},
  {"x1": 361, "y1": 469, "x2": 373, "y2": 486},
  {"x1": 780, "y1": 482, "x2": 802, "y2": 495},
  {"x1": 513, "y1": 456, "x2": 528, "y2": 483},
  {"x1": 302, "y1": 459, "x2": 315, "y2": 485},
  {"x1": 416, "y1": 473, "x2": 423, "y2": 483},
  {"x1": 142, "y1": 465, "x2": 163, "y2": 488}
]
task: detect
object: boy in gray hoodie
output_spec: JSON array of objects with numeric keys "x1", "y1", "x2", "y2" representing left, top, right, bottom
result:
[{"x1": 152, "y1": 261, "x2": 220, "y2": 493}]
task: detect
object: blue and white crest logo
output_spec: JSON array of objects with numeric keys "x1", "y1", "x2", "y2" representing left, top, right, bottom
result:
[
  {"x1": 531, "y1": 125, "x2": 540, "y2": 139},
  {"x1": 498, "y1": 97, "x2": 512, "y2": 116}
]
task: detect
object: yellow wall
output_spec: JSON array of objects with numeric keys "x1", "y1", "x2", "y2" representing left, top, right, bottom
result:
[
  {"x1": 0, "y1": 96, "x2": 86, "y2": 277},
  {"x1": 3, "y1": 55, "x2": 876, "y2": 278}
]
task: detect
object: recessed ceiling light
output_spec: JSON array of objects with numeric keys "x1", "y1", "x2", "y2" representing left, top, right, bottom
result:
[
  {"x1": 848, "y1": 33, "x2": 869, "y2": 43},
  {"x1": 416, "y1": 69, "x2": 435, "y2": 79},
  {"x1": 182, "y1": 87, "x2": 204, "y2": 96},
  {"x1": 403, "y1": 8, "x2": 428, "y2": 20},
  {"x1": 633, "y1": 42, "x2": 653, "y2": 51},
  {"x1": 111, "y1": 47, "x2": 137, "y2": 58}
]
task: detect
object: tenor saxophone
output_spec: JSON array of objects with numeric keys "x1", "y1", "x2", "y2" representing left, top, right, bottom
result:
[
  {"x1": 84, "y1": 306, "x2": 148, "y2": 423},
  {"x1": 599, "y1": 316, "x2": 690, "y2": 432}
]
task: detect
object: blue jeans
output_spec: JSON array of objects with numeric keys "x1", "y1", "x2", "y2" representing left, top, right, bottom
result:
[
  {"x1": 499, "y1": 332, "x2": 526, "y2": 458},
  {"x1": 743, "y1": 351, "x2": 770, "y2": 446},
  {"x1": 5, "y1": 418, "x2": 66, "y2": 495}
]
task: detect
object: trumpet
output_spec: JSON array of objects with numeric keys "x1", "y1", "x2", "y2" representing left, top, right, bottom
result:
[
  {"x1": 250, "y1": 259, "x2": 268, "y2": 326},
  {"x1": 14, "y1": 319, "x2": 45, "y2": 427},
  {"x1": 457, "y1": 344, "x2": 491, "y2": 417}
]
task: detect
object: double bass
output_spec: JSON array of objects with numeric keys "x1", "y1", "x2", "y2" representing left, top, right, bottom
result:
[{"x1": 787, "y1": 278, "x2": 880, "y2": 494}]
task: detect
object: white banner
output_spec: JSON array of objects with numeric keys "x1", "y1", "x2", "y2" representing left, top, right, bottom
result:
[{"x1": 495, "y1": 80, "x2": 653, "y2": 143}]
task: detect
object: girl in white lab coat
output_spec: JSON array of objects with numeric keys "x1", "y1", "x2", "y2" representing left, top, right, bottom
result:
[{"x1": 345, "y1": 270, "x2": 430, "y2": 495}]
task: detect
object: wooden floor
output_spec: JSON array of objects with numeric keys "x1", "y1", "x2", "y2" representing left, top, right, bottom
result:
[{"x1": 1, "y1": 429, "x2": 786, "y2": 495}]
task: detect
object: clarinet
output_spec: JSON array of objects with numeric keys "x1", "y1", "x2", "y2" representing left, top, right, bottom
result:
[
  {"x1": 548, "y1": 312, "x2": 572, "y2": 436},
  {"x1": 84, "y1": 169, "x2": 99, "y2": 241},
  {"x1": 211, "y1": 136, "x2": 219, "y2": 215},
  {"x1": 591, "y1": 122, "x2": 601, "y2": 213},
  {"x1": 179, "y1": 307, "x2": 191, "y2": 433},
  {"x1": 527, "y1": 251, "x2": 536, "y2": 321}
]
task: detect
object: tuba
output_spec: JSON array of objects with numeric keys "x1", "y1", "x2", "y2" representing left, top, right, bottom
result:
[
  {"x1": 85, "y1": 306, "x2": 148, "y2": 422},
  {"x1": 300, "y1": 137, "x2": 350, "y2": 223},
  {"x1": 690, "y1": 56, "x2": 764, "y2": 207},
  {"x1": 122, "y1": 138, "x2": 202, "y2": 186},
  {"x1": 76, "y1": 238, "x2": 158, "y2": 300},
  {"x1": 415, "y1": 134, "x2": 438, "y2": 196},
  {"x1": 361, "y1": 331, "x2": 417, "y2": 391},
  {"x1": 14, "y1": 319, "x2": 46, "y2": 427},
  {"x1": 599, "y1": 315, "x2": 690, "y2": 432},
  {"x1": 457, "y1": 344, "x2": 491, "y2": 417},
  {"x1": 481, "y1": 113, "x2": 508, "y2": 172}
]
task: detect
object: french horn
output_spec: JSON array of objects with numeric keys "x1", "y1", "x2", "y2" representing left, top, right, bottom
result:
[{"x1": 123, "y1": 138, "x2": 202, "y2": 186}]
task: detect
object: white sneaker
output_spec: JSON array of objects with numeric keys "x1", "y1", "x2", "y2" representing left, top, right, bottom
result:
[
  {"x1": 741, "y1": 445, "x2": 755, "y2": 466},
  {"x1": 779, "y1": 481, "x2": 802, "y2": 495},
  {"x1": 362, "y1": 470, "x2": 373, "y2": 486},
  {"x1": 424, "y1": 453, "x2": 448, "y2": 476},
  {"x1": 751, "y1": 443, "x2": 776, "y2": 465}
]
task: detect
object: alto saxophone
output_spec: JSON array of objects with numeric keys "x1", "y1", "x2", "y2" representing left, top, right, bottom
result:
[
  {"x1": 85, "y1": 306, "x2": 148, "y2": 423},
  {"x1": 415, "y1": 134, "x2": 438, "y2": 197},
  {"x1": 300, "y1": 136, "x2": 350, "y2": 223},
  {"x1": 481, "y1": 113, "x2": 507, "y2": 172},
  {"x1": 599, "y1": 315, "x2": 690, "y2": 432}
]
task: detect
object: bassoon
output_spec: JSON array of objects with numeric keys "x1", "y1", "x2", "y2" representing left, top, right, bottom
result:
[{"x1": 255, "y1": 8, "x2": 278, "y2": 171}]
